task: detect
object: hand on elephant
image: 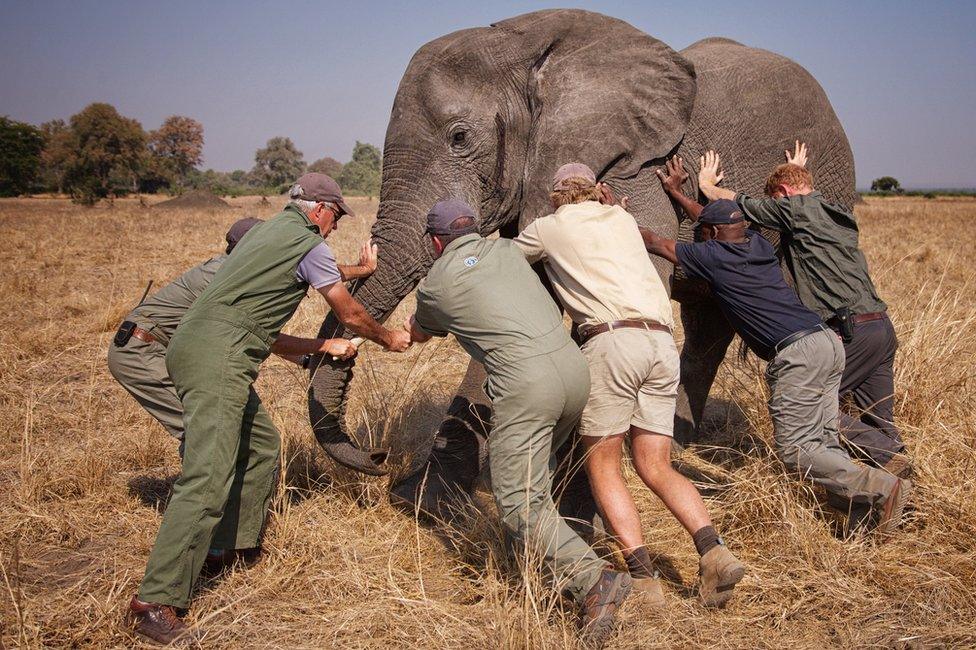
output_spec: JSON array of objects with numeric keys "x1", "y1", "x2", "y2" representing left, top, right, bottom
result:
[
  {"x1": 322, "y1": 338, "x2": 359, "y2": 361},
  {"x1": 785, "y1": 140, "x2": 808, "y2": 167},
  {"x1": 358, "y1": 239, "x2": 379, "y2": 276},
  {"x1": 597, "y1": 182, "x2": 629, "y2": 210},
  {"x1": 656, "y1": 155, "x2": 689, "y2": 196},
  {"x1": 698, "y1": 150, "x2": 725, "y2": 188},
  {"x1": 383, "y1": 328, "x2": 413, "y2": 353}
]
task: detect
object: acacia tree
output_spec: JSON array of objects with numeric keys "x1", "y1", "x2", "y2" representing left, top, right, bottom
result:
[
  {"x1": 148, "y1": 115, "x2": 204, "y2": 188},
  {"x1": 307, "y1": 156, "x2": 343, "y2": 178},
  {"x1": 0, "y1": 116, "x2": 44, "y2": 197},
  {"x1": 250, "y1": 137, "x2": 305, "y2": 191},
  {"x1": 63, "y1": 103, "x2": 146, "y2": 204},
  {"x1": 337, "y1": 141, "x2": 381, "y2": 197},
  {"x1": 871, "y1": 176, "x2": 902, "y2": 193}
]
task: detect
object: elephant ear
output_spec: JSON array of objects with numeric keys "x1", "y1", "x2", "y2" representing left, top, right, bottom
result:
[{"x1": 492, "y1": 10, "x2": 696, "y2": 224}]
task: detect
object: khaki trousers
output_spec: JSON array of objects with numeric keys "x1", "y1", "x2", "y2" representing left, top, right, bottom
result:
[
  {"x1": 486, "y1": 342, "x2": 606, "y2": 605},
  {"x1": 107, "y1": 336, "x2": 184, "y2": 441},
  {"x1": 765, "y1": 329, "x2": 895, "y2": 505}
]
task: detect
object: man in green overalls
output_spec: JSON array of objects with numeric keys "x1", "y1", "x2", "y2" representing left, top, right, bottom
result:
[
  {"x1": 128, "y1": 173, "x2": 411, "y2": 645},
  {"x1": 406, "y1": 199, "x2": 631, "y2": 648}
]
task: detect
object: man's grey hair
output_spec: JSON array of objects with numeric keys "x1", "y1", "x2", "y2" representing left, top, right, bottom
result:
[{"x1": 288, "y1": 183, "x2": 336, "y2": 215}]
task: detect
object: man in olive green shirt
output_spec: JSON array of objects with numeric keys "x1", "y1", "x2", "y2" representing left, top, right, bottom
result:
[
  {"x1": 406, "y1": 199, "x2": 631, "y2": 647},
  {"x1": 129, "y1": 174, "x2": 411, "y2": 645},
  {"x1": 695, "y1": 144, "x2": 908, "y2": 476}
]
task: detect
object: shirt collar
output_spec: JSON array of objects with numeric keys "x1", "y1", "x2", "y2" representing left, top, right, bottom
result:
[
  {"x1": 553, "y1": 200, "x2": 603, "y2": 217},
  {"x1": 285, "y1": 202, "x2": 320, "y2": 232},
  {"x1": 442, "y1": 233, "x2": 481, "y2": 255}
]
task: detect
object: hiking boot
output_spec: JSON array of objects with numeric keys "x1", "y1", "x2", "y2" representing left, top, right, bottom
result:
[
  {"x1": 876, "y1": 478, "x2": 913, "y2": 534},
  {"x1": 128, "y1": 595, "x2": 201, "y2": 646},
  {"x1": 201, "y1": 546, "x2": 262, "y2": 578},
  {"x1": 698, "y1": 545, "x2": 746, "y2": 608},
  {"x1": 631, "y1": 575, "x2": 666, "y2": 608},
  {"x1": 579, "y1": 569, "x2": 633, "y2": 648},
  {"x1": 882, "y1": 453, "x2": 914, "y2": 479}
]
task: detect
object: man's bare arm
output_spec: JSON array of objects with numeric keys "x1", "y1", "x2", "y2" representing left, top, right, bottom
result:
[
  {"x1": 319, "y1": 281, "x2": 411, "y2": 352},
  {"x1": 270, "y1": 333, "x2": 356, "y2": 360},
  {"x1": 638, "y1": 227, "x2": 679, "y2": 265},
  {"x1": 656, "y1": 155, "x2": 704, "y2": 221},
  {"x1": 698, "y1": 150, "x2": 736, "y2": 202}
]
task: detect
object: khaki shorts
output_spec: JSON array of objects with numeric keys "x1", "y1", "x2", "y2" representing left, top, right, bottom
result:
[{"x1": 579, "y1": 327, "x2": 679, "y2": 437}]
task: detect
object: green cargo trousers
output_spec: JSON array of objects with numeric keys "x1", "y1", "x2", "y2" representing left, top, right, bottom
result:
[
  {"x1": 765, "y1": 328, "x2": 895, "y2": 506},
  {"x1": 138, "y1": 314, "x2": 279, "y2": 608},
  {"x1": 107, "y1": 336, "x2": 184, "y2": 441},
  {"x1": 486, "y1": 340, "x2": 605, "y2": 606}
]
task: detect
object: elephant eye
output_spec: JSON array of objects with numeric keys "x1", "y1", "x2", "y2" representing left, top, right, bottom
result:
[{"x1": 451, "y1": 130, "x2": 467, "y2": 146}]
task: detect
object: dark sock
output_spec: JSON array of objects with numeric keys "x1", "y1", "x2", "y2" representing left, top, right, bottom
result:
[
  {"x1": 623, "y1": 546, "x2": 656, "y2": 579},
  {"x1": 692, "y1": 526, "x2": 722, "y2": 557}
]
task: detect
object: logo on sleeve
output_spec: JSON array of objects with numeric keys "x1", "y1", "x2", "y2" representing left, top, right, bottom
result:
[{"x1": 463, "y1": 256, "x2": 478, "y2": 267}]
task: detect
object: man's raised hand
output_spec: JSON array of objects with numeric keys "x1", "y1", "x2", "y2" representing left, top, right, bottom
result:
[
  {"x1": 656, "y1": 155, "x2": 689, "y2": 195},
  {"x1": 359, "y1": 239, "x2": 378, "y2": 276},
  {"x1": 786, "y1": 140, "x2": 808, "y2": 167},
  {"x1": 698, "y1": 150, "x2": 725, "y2": 187}
]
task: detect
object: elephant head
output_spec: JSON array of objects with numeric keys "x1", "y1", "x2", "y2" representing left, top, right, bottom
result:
[{"x1": 309, "y1": 9, "x2": 697, "y2": 475}]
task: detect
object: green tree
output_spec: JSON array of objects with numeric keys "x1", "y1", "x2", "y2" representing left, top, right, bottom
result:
[
  {"x1": 870, "y1": 176, "x2": 902, "y2": 193},
  {"x1": 308, "y1": 156, "x2": 343, "y2": 178},
  {"x1": 38, "y1": 119, "x2": 72, "y2": 194},
  {"x1": 62, "y1": 103, "x2": 147, "y2": 204},
  {"x1": 148, "y1": 115, "x2": 204, "y2": 187},
  {"x1": 0, "y1": 116, "x2": 44, "y2": 197},
  {"x1": 337, "y1": 141, "x2": 382, "y2": 197},
  {"x1": 250, "y1": 137, "x2": 305, "y2": 190}
]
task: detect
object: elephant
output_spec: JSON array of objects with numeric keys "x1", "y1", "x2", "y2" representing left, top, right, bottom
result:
[{"x1": 306, "y1": 9, "x2": 857, "y2": 516}]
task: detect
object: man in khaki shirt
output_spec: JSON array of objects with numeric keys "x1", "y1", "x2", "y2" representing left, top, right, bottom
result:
[{"x1": 514, "y1": 163, "x2": 746, "y2": 608}]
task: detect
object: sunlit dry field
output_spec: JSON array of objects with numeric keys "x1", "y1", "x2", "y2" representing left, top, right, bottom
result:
[{"x1": 1, "y1": 195, "x2": 974, "y2": 648}]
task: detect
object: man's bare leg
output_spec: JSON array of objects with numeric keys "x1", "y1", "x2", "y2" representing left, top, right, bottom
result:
[
  {"x1": 630, "y1": 427, "x2": 711, "y2": 535},
  {"x1": 582, "y1": 433, "x2": 644, "y2": 552}
]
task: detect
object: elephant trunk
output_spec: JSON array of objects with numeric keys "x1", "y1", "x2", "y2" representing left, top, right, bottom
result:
[{"x1": 308, "y1": 188, "x2": 435, "y2": 475}]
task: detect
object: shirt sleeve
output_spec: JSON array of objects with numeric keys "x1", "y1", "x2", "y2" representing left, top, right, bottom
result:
[
  {"x1": 735, "y1": 193, "x2": 792, "y2": 231},
  {"x1": 512, "y1": 220, "x2": 547, "y2": 263},
  {"x1": 674, "y1": 242, "x2": 713, "y2": 281},
  {"x1": 295, "y1": 243, "x2": 341, "y2": 289},
  {"x1": 413, "y1": 285, "x2": 448, "y2": 338}
]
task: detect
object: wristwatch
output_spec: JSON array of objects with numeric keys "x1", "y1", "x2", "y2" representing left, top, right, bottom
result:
[{"x1": 300, "y1": 354, "x2": 312, "y2": 369}]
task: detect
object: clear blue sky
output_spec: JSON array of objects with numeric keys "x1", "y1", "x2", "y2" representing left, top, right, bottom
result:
[{"x1": 2, "y1": 1, "x2": 974, "y2": 188}]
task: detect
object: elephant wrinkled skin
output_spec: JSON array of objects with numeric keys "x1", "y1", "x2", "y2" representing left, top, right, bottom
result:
[{"x1": 307, "y1": 9, "x2": 856, "y2": 518}]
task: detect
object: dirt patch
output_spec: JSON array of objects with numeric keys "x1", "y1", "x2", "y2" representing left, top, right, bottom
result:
[{"x1": 152, "y1": 190, "x2": 231, "y2": 210}]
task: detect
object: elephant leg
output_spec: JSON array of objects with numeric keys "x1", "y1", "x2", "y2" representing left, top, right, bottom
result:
[
  {"x1": 390, "y1": 359, "x2": 491, "y2": 520},
  {"x1": 674, "y1": 296, "x2": 736, "y2": 445}
]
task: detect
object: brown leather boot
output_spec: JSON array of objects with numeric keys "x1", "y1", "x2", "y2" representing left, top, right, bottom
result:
[
  {"x1": 579, "y1": 569, "x2": 632, "y2": 648},
  {"x1": 128, "y1": 595, "x2": 201, "y2": 646},
  {"x1": 876, "y1": 477, "x2": 913, "y2": 534},
  {"x1": 882, "y1": 453, "x2": 913, "y2": 479},
  {"x1": 631, "y1": 575, "x2": 666, "y2": 608},
  {"x1": 698, "y1": 545, "x2": 746, "y2": 608},
  {"x1": 201, "y1": 546, "x2": 263, "y2": 578}
]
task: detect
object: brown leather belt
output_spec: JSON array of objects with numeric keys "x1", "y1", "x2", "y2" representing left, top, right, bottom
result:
[
  {"x1": 852, "y1": 311, "x2": 886, "y2": 325},
  {"x1": 578, "y1": 319, "x2": 671, "y2": 345},
  {"x1": 131, "y1": 326, "x2": 158, "y2": 345}
]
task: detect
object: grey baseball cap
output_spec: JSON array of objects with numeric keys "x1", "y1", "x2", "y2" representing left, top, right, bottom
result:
[
  {"x1": 552, "y1": 162, "x2": 597, "y2": 190},
  {"x1": 291, "y1": 172, "x2": 355, "y2": 218},
  {"x1": 425, "y1": 199, "x2": 480, "y2": 236},
  {"x1": 225, "y1": 217, "x2": 264, "y2": 254}
]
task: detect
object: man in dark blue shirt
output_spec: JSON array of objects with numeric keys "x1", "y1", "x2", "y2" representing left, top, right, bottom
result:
[{"x1": 640, "y1": 199, "x2": 910, "y2": 534}]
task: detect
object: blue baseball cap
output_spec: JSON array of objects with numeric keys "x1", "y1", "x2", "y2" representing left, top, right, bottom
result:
[{"x1": 698, "y1": 199, "x2": 745, "y2": 226}]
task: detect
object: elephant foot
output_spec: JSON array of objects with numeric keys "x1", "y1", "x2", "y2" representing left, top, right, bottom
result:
[
  {"x1": 321, "y1": 440, "x2": 390, "y2": 476},
  {"x1": 389, "y1": 462, "x2": 475, "y2": 522}
]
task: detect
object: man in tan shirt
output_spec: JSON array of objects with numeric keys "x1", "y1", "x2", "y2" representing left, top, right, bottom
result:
[{"x1": 514, "y1": 163, "x2": 746, "y2": 608}]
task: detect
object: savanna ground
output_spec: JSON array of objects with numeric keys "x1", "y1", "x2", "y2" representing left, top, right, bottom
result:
[{"x1": 1, "y1": 195, "x2": 974, "y2": 648}]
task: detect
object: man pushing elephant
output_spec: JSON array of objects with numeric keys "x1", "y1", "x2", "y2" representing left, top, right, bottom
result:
[
  {"x1": 405, "y1": 199, "x2": 630, "y2": 648},
  {"x1": 513, "y1": 163, "x2": 745, "y2": 608},
  {"x1": 128, "y1": 173, "x2": 412, "y2": 645},
  {"x1": 693, "y1": 143, "x2": 911, "y2": 478}
]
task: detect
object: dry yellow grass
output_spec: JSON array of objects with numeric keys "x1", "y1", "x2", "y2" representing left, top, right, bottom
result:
[{"x1": 0, "y1": 195, "x2": 974, "y2": 648}]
